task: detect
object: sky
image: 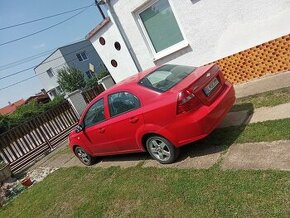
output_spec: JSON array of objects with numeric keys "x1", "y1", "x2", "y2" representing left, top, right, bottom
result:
[{"x1": 0, "y1": 0, "x2": 106, "y2": 107}]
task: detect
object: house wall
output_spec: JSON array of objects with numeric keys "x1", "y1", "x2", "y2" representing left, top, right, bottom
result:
[
  {"x1": 89, "y1": 19, "x2": 139, "y2": 83},
  {"x1": 34, "y1": 49, "x2": 67, "y2": 94},
  {"x1": 109, "y1": 0, "x2": 290, "y2": 69},
  {"x1": 61, "y1": 40, "x2": 105, "y2": 79}
]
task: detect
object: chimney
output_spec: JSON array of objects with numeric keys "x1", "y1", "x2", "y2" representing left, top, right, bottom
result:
[{"x1": 8, "y1": 101, "x2": 12, "y2": 105}]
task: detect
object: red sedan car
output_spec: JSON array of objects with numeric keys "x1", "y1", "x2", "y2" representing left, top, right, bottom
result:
[{"x1": 69, "y1": 64, "x2": 235, "y2": 165}]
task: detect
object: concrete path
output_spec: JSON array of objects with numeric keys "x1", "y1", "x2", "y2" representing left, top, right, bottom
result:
[
  {"x1": 249, "y1": 103, "x2": 290, "y2": 123},
  {"x1": 221, "y1": 140, "x2": 290, "y2": 171},
  {"x1": 234, "y1": 70, "x2": 290, "y2": 98},
  {"x1": 220, "y1": 102, "x2": 290, "y2": 128}
]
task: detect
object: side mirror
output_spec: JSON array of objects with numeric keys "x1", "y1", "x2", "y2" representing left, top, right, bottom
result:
[{"x1": 75, "y1": 124, "x2": 84, "y2": 133}]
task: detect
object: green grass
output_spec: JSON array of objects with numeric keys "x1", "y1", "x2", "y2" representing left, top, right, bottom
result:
[
  {"x1": 198, "y1": 118, "x2": 290, "y2": 148},
  {"x1": 1, "y1": 167, "x2": 290, "y2": 217},
  {"x1": 1, "y1": 119, "x2": 290, "y2": 217},
  {"x1": 231, "y1": 86, "x2": 290, "y2": 112}
]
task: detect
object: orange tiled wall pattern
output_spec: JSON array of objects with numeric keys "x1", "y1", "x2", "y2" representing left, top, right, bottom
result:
[{"x1": 212, "y1": 34, "x2": 290, "y2": 84}]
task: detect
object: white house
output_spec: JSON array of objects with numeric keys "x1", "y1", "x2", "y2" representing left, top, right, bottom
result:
[
  {"x1": 87, "y1": 0, "x2": 290, "y2": 83},
  {"x1": 34, "y1": 40, "x2": 106, "y2": 99}
]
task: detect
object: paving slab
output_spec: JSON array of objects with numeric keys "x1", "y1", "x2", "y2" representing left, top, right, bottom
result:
[
  {"x1": 219, "y1": 102, "x2": 290, "y2": 128},
  {"x1": 248, "y1": 103, "x2": 290, "y2": 123},
  {"x1": 221, "y1": 140, "x2": 290, "y2": 171}
]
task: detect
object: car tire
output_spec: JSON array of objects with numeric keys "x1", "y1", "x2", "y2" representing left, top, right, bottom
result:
[
  {"x1": 74, "y1": 146, "x2": 97, "y2": 166},
  {"x1": 146, "y1": 135, "x2": 179, "y2": 164}
]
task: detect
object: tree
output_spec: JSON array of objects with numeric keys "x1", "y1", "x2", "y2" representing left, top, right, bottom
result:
[
  {"x1": 97, "y1": 70, "x2": 110, "y2": 80},
  {"x1": 57, "y1": 67, "x2": 86, "y2": 92},
  {"x1": 85, "y1": 77, "x2": 99, "y2": 88}
]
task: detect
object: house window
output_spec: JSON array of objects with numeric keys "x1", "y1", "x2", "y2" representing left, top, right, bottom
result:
[
  {"x1": 76, "y1": 51, "x2": 88, "y2": 61},
  {"x1": 47, "y1": 68, "x2": 54, "y2": 78},
  {"x1": 85, "y1": 71, "x2": 94, "y2": 79},
  {"x1": 137, "y1": 0, "x2": 185, "y2": 56}
]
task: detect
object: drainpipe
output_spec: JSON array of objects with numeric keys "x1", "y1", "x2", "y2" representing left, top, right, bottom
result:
[{"x1": 105, "y1": 0, "x2": 142, "y2": 72}]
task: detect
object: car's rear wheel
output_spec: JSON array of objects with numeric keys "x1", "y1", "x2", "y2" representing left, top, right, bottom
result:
[
  {"x1": 74, "y1": 146, "x2": 97, "y2": 166},
  {"x1": 146, "y1": 136, "x2": 179, "y2": 164}
]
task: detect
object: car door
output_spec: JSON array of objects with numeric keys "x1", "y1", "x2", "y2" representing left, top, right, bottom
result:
[
  {"x1": 105, "y1": 91, "x2": 144, "y2": 152},
  {"x1": 82, "y1": 98, "x2": 115, "y2": 154}
]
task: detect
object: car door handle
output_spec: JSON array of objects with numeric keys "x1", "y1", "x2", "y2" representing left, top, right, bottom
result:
[
  {"x1": 129, "y1": 117, "x2": 139, "y2": 123},
  {"x1": 98, "y1": 128, "x2": 105, "y2": 134}
]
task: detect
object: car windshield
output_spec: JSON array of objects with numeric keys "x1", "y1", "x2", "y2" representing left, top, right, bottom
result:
[{"x1": 139, "y1": 64, "x2": 196, "y2": 92}]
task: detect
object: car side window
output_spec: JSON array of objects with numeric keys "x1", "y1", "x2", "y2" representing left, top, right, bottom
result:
[
  {"x1": 108, "y1": 92, "x2": 140, "y2": 117},
  {"x1": 83, "y1": 99, "x2": 105, "y2": 127}
]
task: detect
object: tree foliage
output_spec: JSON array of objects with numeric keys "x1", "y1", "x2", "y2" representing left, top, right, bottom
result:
[
  {"x1": 97, "y1": 70, "x2": 110, "y2": 80},
  {"x1": 57, "y1": 67, "x2": 86, "y2": 92},
  {"x1": 85, "y1": 77, "x2": 99, "y2": 89},
  {"x1": 85, "y1": 70, "x2": 111, "y2": 89}
]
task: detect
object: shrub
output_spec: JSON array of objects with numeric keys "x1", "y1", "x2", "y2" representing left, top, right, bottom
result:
[
  {"x1": 97, "y1": 70, "x2": 110, "y2": 80},
  {"x1": 0, "y1": 96, "x2": 65, "y2": 134}
]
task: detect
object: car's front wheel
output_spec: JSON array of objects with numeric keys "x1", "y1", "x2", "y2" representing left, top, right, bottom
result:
[
  {"x1": 146, "y1": 136, "x2": 179, "y2": 164},
  {"x1": 74, "y1": 146, "x2": 97, "y2": 166}
]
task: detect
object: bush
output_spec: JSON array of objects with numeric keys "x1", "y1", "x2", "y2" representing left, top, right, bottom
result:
[
  {"x1": 0, "y1": 96, "x2": 65, "y2": 134},
  {"x1": 85, "y1": 70, "x2": 110, "y2": 89},
  {"x1": 97, "y1": 70, "x2": 110, "y2": 80}
]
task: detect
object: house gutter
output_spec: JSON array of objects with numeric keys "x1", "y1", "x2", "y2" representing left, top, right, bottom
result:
[{"x1": 105, "y1": 0, "x2": 142, "y2": 72}]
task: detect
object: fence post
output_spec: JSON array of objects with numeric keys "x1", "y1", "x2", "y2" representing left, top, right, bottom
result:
[{"x1": 65, "y1": 89, "x2": 87, "y2": 118}]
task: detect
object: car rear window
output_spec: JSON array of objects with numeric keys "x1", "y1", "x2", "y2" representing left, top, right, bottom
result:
[{"x1": 139, "y1": 64, "x2": 196, "y2": 92}]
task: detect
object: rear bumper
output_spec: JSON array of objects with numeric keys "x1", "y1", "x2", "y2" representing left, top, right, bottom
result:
[{"x1": 165, "y1": 81, "x2": 235, "y2": 147}]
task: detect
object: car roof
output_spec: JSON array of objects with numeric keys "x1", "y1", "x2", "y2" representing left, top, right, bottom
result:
[{"x1": 79, "y1": 65, "x2": 159, "y2": 122}]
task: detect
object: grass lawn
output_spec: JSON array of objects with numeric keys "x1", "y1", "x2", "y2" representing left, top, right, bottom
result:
[
  {"x1": 1, "y1": 167, "x2": 290, "y2": 217},
  {"x1": 197, "y1": 118, "x2": 290, "y2": 148},
  {"x1": 2, "y1": 116, "x2": 290, "y2": 217},
  {"x1": 231, "y1": 86, "x2": 290, "y2": 112}
]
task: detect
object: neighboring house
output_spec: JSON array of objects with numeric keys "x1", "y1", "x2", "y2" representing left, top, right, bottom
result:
[
  {"x1": 87, "y1": 0, "x2": 290, "y2": 83},
  {"x1": 25, "y1": 90, "x2": 50, "y2": 104},
  {"x1": 34, "y1": 40, "x2": 106, "y2": 100},
  {"x1": 0, "y1": 99, "x2": 25, "y2": 115}
]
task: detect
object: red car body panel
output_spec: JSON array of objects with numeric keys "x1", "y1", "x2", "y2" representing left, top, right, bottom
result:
[{"x1": 69, "y1": 64, "x2": 235, "y2": 157}]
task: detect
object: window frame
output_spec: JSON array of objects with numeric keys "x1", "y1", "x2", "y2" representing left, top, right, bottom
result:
[
  {"x1": 46, "y1": 68, "x2": 54, "y2": 78},
  {"x1": 76, "y1": 51, "x2": 88, "y2": 62},
  {"x1": 135, "y1": 0, "x2": 188, "y2": 61},
  {"x1": 83, "y1": 98, "x2": 106, "y2": 128},
  {"x1": 108, "y1": 91, "x2": 141, "y2": 118}
]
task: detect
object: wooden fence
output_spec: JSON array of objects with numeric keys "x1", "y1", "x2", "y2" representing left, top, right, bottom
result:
[
  {"x1": 0, "y1": 101, "x2": 78, "y2": 173},
  {"x1": 82, "y1": 84, "x2": 105, "y2": 104}
]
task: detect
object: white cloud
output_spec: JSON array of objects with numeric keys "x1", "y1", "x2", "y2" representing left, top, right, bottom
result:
[{"x1": 33, "y1": 43, "x2": 46, "y2": 49}]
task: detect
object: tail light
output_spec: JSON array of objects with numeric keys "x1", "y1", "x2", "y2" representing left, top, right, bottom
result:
[{"x1": 177, "y1": 87, "x2": 201, "y2": 114}]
